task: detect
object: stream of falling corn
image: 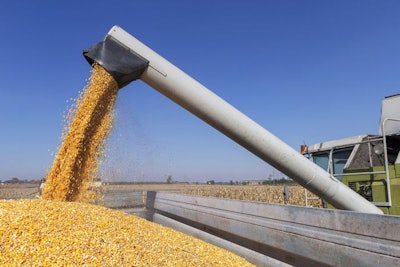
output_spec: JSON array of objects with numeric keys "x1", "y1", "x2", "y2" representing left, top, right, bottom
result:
[
  {"x1": 41, "y1": 64, "x2": 118, "y2": 202},
  {"x1": 1, "y1": 64, "x2": 254, "y2": 266}
]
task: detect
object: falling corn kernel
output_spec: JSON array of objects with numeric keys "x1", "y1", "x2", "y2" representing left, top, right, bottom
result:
[
  {"x1": 42, "y1": 64, "x2": 118, "y2": 202},
  {"x1": 0, "y1": 199, "x2": 254, "y2": 266}
]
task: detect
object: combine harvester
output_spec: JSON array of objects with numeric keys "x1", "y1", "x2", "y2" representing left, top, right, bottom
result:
[
  {"x1": 301, "y1": 94, "x2": 400, "y2": 215},
  {"x1": 84, "y1": 26, "x2": 400, "y2": 266}
]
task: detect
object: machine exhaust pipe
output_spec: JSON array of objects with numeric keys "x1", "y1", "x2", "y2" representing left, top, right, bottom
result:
[{"x1": 83, "y1": 26, "x2": 383, "y2": 214}]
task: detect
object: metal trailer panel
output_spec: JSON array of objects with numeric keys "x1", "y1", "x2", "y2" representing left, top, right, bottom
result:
[
  {"x1": 103, "y1": 25, "x2": 382, "y2": 214},
  {"x1": 153, "y1": 213, "x2": 292, "y2": 267},
  {"x1": 146, "y1": 191, "x2": 400, "y2": 267}
]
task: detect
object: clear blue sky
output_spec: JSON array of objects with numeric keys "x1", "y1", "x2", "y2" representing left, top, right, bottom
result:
[{"x1": 1, "y1": 1, "x2": 399, "y2": 183}]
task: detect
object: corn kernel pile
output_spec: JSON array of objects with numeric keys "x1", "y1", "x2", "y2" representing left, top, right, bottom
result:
[
  {"x1": 42, "y1": 64, "x2": 118, "y2": 202},
  {"x1": 11, "y1": 64, "x2": 254, "y2": 266},
  {"x1": 0, "y1": 199, "x2": 254, "y2": 266}
]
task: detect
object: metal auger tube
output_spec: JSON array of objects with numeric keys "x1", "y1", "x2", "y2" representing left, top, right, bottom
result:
[{"x1": 84, "y1": 25, "x2": 383, "y2": 214}]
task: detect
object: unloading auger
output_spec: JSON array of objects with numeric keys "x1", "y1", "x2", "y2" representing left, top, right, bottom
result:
[{"x1": 83, "y1": 25, "x2": 382, "y2": 214}]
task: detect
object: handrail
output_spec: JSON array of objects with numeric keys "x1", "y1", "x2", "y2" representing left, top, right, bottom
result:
[
  {"x1": 380, "y1": 118, "x2": 400, "y2": 207},
  {"x1": 309, "y1": 131, "x2": 397, "y2": 207}
]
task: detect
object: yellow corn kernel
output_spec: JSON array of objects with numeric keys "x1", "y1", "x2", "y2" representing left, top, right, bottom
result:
[
  {"x1": 42, "y1": 64, "x2": 118, "y2": 202},
  {"x1": 0, "y1": 199, "x2": 254, "y2": 266}
]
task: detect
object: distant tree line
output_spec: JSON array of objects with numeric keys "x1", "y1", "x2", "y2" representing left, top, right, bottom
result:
[
  {"x1": 1, "y1": 177, "x2": 41, "y2": 184},
  {"x1": 205, "y1": 178, "x2": 296, "y2": 186},
  {"x1": 98, "y1": 176, "x2": 297, "y2": 186},
  {"x1": 261, "y1": 178, "x2": 295, "y2": 185}
]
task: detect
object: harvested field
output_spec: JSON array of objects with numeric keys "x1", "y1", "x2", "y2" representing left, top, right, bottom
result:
[
  {"x1": 1, "y1": 183, "x2": 322, "y2": 208},
  {"x1": 181, "y1": 184, "x2": 322, "y2": 207},
  {"x1": 0, "y1": 183, "x2": 41, "y2": 200},
  {"x1": 103, "y1": 183, "x2": 323, "y2": 208}
]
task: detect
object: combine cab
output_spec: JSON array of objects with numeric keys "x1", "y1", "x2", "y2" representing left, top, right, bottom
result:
[{"x1": 302, "y1": 94, "x2": 400, "y2": 215}]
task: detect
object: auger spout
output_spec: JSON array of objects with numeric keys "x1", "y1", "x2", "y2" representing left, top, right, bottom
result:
[{"x1": 83, "y1": 25, "x2": 383, "y2": 214}]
